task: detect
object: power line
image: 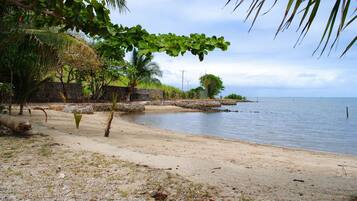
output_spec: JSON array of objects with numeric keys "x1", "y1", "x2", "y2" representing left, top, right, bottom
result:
[{"x1": 181, "y1": 70, "x2": 185, "y2": 91}]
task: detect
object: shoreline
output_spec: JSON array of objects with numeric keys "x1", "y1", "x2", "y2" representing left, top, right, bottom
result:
[
  {"x1": 128, "y1": 105, "x2": 357, "y2": 158},
  {"x1": 17, "y1": 107, "x2": 357, "y2": 200}
]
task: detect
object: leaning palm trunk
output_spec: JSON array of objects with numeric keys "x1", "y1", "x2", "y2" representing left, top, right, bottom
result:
[
  {"x1": 104, "y1": 94, "x2": 117, "y2": 137},
  {"x1": 104, "y1": 111, "x2": 114, "y2": 137}
]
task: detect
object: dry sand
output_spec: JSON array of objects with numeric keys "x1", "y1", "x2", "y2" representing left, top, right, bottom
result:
[
  {"x1": 15, "y1": 106, "x2": 357, "y2": 200},
  {"x1": 0, "y1": 129, "x2": 218, "y2": 201}
]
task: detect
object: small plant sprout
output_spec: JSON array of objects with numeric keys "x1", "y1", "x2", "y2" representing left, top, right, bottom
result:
[{"x1": 73, "y1": 112, "x2": 82, "y2": 129}]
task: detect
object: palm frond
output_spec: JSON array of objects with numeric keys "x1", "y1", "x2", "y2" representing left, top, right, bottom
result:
[
  {"x1": 105, "y1": 0, "x2": 129, "y2": 12},
  {"x1": 125, "y1": 49, "x2": 162, "y2": 88},
  {"x1": 225, "y1": 0, "x2": 356, "y2": 56}
]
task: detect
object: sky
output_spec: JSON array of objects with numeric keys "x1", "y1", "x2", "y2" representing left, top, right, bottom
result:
[{"x1": 110, "y1": 0, "x2": 357, "y2": 97}]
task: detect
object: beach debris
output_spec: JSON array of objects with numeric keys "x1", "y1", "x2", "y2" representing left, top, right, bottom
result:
[
  {"x1": 0, "y1": 114, "x2": 31, "y2": 134},
  {"x1": 58, "y1": 173, "x2": 65, "y2": 179},
  {"x1": 49, "y1": 143, "x2": 62, "y2": 147},
  {"x1": 213, "y1": 167, "x2": 222, "y2": 170},
  {"x1": 293, "y1": 179, "x2": 305, "y2": 183},
  {"x1": 150, "y1": 191, "x2": 168, "y2": 201},
  {"x1": 56, "y1": 166, "x2": 61, "y2": 173}
]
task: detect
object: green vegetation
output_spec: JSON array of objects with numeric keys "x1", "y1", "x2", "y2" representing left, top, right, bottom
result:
[
  {"x1": 137, "y1": 82, "x2": 184, "y2": 100},
  {"x1": 225, "y1": 0, "x2": 356, "y2": 56},
  {"x1": 0, "y1": 32, "x2": 58, "y2": 114},
  {"x1": 199, "y1": 74, "x2": 225, "y2": 99},
  {"x1": 122, "y1": 49, "x2": 162, "y2": 101},
  {"x1": 225, "y1": 93, "x2": 246, "y2": 101},
  {"x1": 187, "y1": 87, "x2": 206, "y2": 99},
  {"x1": 0, "y1": 0, "x2": 230, "y2": 108},
  {"x1": 0, "y1": 83, "x2": 13, "y2": 114},
  {"x1": 73, "y1": 112, "x2": 82, "y2": 129}
]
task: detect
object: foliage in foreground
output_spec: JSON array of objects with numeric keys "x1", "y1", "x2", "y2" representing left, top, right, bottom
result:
[
  {"x1": 2, "y1": 0, "x2": 230, "y2": 61},
  {"x1": 225, "y1": 0, "x2": 356, "y2": 56}
]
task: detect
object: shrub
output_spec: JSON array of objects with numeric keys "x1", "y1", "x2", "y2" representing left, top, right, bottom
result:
[{"x1": 225, "y1": 93, "x2": 246, "y2": 101}]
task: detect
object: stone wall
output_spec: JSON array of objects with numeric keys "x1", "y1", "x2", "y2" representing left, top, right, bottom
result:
[
  {"x1": 31, "y1": 82, "x2": 83, "y2": 102},
  {"x1": 30, "y1": 82, "x2": 163, "y2": 102}
]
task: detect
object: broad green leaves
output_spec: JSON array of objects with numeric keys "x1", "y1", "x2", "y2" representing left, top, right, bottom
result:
[
  {"x1": 3, "y1": 0, "x2": 230, "y2": 61},
  {"x1": 97, "y1": 25, "x2": 230, "y2": 62}
]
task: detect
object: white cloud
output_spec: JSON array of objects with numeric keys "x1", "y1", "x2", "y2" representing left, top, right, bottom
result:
[
  {"x1": 154, "y1": 54, "x2": 343, "y2": 90},
  {"x1": 113, "y1": 0, "x2": 357, "y2": 96}
]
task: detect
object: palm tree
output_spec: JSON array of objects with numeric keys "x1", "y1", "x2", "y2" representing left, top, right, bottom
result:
[
  {"x1": 0, "y1": 28, "x2": 101, "y2": 114},
  {"x1": 225, "y1": 0, "x2": 356, "y2": 56},
  {"x1": 105, "y1": 0, "x2": 128, "y2": 11},
  {"x1": 0, "y1": 31, "x2": 58, "y2": 115},
  {"x1": 123, "y1": 50, "x2": 162, "y2": 101}
]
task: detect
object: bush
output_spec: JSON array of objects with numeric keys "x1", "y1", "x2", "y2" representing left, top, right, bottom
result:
[{"x1": 225, "y1": 93, "x2": 246, "y2": 101}]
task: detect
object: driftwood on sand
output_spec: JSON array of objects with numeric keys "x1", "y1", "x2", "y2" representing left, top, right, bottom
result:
[{"x1": 0, "y1": 115, "x2": 32, "y2": 133}]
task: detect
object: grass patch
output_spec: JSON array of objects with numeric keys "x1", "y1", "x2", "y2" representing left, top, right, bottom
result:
[
  {"x1": 240, "y1": 194, "x2": 254, "y2": 201},
  {"x1": 1, "y1": 151, "x2": 15, "y2": 159},
  {"x1": 117, "y1": 189, "x2": 129, "y2": 197},
  {"x1": 38, "y1": 144, "x2": 52, "y2": 157},
  {"x1": 3, "y1": 167, "x2": 23, "y2": 177}
]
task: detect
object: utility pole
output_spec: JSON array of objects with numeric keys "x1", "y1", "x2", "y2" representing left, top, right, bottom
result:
[{"x1": 181, "y1": 70, "x2": 185, "y2": 91}]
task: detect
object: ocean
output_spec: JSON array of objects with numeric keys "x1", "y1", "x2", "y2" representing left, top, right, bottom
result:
[{"x1": 126, "y1": 98, "x2": 357, "y2": 155}]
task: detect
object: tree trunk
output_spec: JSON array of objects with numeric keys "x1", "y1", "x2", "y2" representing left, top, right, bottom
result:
[
  {"x1": 0, "y1": 114, "x2": 31, "y2": 133},
  {"x1": 127, "y1": 86, "x2": 133, "y2": 102},
  {"x1": 18, "y1": 104, "x2": 24, "y2": 115},
  {"x1": 60, "y1": 81, "x2": 68, "y2": 102},
  {"x1": 9, "y1": 70, "x2": 13, "y2": 115},
  {"x1": 104, "y1": 111, "x2": 114, "y2": 137}
]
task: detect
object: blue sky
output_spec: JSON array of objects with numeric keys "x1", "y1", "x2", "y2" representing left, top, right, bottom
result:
[{"x1": 110, "y1": 0, "x2": 357, "y2": 97}]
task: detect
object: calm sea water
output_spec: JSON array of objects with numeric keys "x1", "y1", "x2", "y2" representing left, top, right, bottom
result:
[{"x1": 126, "y1": 98, "x2": 357, "y2": 155}]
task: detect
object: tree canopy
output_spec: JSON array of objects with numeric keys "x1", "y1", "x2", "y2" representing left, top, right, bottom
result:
[
  {"x1": 199, "y1": 74, "x2": 225, "y2": 99},
  {"x1": 1, "y1": 0, "x2": 230, "y2": 61}
]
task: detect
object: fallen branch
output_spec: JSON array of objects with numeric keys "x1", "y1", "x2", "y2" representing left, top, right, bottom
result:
[{"x1": 32, "y1": 107, "x2": 48, "y2": 123}]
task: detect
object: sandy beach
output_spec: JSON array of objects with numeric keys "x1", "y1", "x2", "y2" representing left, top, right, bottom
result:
[{"x1": 7, "y1": 105, "x2": 357, "y2": 200}]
